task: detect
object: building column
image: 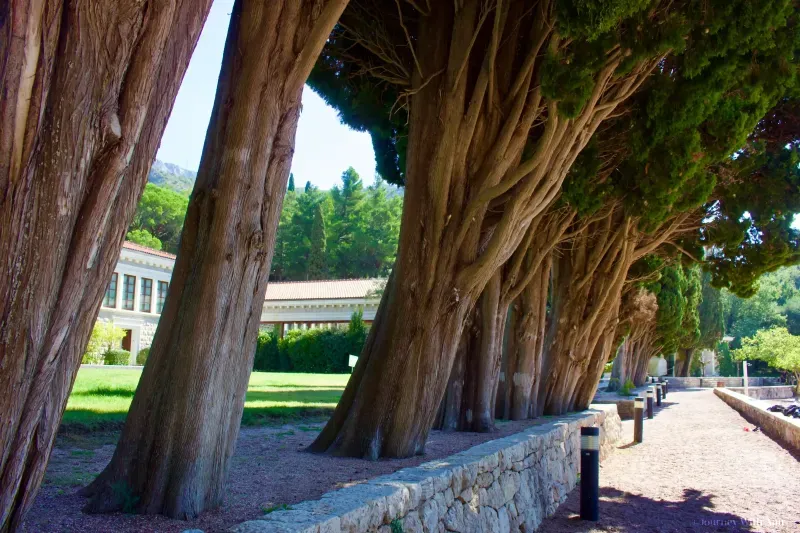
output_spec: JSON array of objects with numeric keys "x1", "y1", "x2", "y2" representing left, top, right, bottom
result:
[
  {"x1": 132, "y1": 276, "x2": 140, "y2": 312},
  {"x1": 114, "y1": 275, "x2": 122, "y2": 309}
]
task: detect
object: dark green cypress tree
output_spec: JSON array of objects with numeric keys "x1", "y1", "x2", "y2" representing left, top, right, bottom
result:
[
  {"x1": 287, "y1": 173, "x2": 296, "y2": 192},
  {"x1": 308, "y1": 203, "x2": 327, "y2": 279}
]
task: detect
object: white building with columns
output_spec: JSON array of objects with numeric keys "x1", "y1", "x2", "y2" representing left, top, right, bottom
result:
[{"x1": 97, "y1": 242, "x2": 383, "y2": 364}]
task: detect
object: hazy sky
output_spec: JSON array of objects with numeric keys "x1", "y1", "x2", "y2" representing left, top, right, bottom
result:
[{"x1": 155, "y1": 0, "x2": 377, "y2": 189}]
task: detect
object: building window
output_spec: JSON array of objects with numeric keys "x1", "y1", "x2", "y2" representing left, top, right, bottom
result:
[
  {"x1": 103, "y1": 273, "x2": 118, "y2": 308},
  {"x1": 157, "y1": 281, "x2": 169, "y2": 314},
  {"x1": 140, "y1": 278, "x2": 153, "y2": 313},
  {"x1": 122, "y1": 275, "x2": 135, "y2": 311}
]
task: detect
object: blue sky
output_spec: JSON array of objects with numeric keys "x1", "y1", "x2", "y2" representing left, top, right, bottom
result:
[{"x1": 156, "y1": 0, "x2": 377, "y2": 189}]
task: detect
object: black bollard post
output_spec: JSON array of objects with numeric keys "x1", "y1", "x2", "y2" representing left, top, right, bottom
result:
[
  {"x1": 634, "y1": 396, "x2": 644, "y2": 443},
  {"x1": 646, "y1": 388, "x2": 654, "y2": 419},
  {"x1": 656, "y1": 384, "x2": 662, "y2": 407},
  {"x1": 663, "y1": 380, "x2": 668, "y2": 397},
  {"x1": 580, "y1": 426, "x2": 600, "y2": 521}
]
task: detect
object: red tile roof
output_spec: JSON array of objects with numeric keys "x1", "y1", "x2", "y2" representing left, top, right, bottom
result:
[
  {"x1": 122, "y1": 241, "x2": 177, "y2": 260},
  {"x1": 265, "y1": 278, "x2": 386, "y2": 301}
]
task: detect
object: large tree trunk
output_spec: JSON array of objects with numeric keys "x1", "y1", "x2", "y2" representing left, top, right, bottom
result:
[
  {"x1": 311, "y1": 0, "x2": 655, "y2": 459},
  {"x1": 459, "y1": 273, "x2": 506, "y2": 432},
  {"x1": 0, "y1": 2, "x2": 212, "y2": 529},
  {"x1": 500, "y1": 255, "x2": 551, "y2": 420},
  {"x1": 632, "y1": 335, "x2": 656, "y2": 385},
  {"x1": 539, "y1": 207, "x2": 693, "y2": 414},
  {"x1": 82, "y1": 0, "x2": 347, "y2": 518},
  {"x1": 675, "y1": 348, "x2": 694, "y2": 377},
  {"x1": 539, "y1": 213, "x2": 636, "y2": 415},
  {"x1": 441, "y1": 210, "x2": 571, "y2": 430}
]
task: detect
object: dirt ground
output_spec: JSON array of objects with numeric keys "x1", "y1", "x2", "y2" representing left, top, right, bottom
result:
[
  {"x1": 541, "y1": 389, "x2": 800, "y2": 533},
  {"x1": 23, "y1": 418, "x2": 545, "y2": 532}
]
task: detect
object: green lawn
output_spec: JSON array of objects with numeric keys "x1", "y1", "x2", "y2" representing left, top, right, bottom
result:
[{"x1": 63, "y1": 368, "x2": 350, "y2": 431}]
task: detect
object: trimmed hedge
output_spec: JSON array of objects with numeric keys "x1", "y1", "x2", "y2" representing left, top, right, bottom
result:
[
  {"x1": 104, "y1": 349, "x2": 131, "y2": 365},
  {"x1": 136, "y1": 347, "x2": 150, "y2": 365},
  {"x1": 254, "y1": 312, "x2": 367, "y2": 373}
]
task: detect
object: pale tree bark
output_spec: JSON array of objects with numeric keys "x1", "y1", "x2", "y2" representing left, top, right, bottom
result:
[
  {"x1": 539, "y1": 208, "x2": 696, "y2": 414},
  {"x1": 539, "y1": 210, "x2": 637, "y2": 415},
  {"x1": 631, "y1": 332, "x2": 657, "y2": 385},
  {"x1": 0, "y1": 2, "x2": 212, "y2": 529},
  {"x1": 82, "y1": 0, "x2": 348, "y2": 519},
  {"x1": 452, "y1": 209, "x2": 572, "y2": 429},
  {"x1": 612, "y1": 286, "x2": 658, "y2": 388},
  {"x1": 675, "y1": 348, "x2": 694, "y2": 377},
  {"x1": 608, "y1": 343, "x2": 624, "y2": 391},
  {"x1": 497, "y1": 253, "x2": 551, "y2": 420}
]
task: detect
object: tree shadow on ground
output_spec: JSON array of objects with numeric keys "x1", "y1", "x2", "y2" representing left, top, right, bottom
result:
[{"x1": 541, "y1": 487, "x2": 761, "y2": 532}]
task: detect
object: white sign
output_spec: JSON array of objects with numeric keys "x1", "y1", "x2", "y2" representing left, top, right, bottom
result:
[{"x1": 348, "y1": 355, "x2": 359, "y2": 368}]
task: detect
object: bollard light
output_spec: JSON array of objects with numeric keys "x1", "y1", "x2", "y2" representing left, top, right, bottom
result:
[
  {"x1": 662, "y1": 380, "x2": 668, "y2": 397},
  {"x1": 580, "y1": 426, "x2": 600, "y2": 521},
  {"x1": 656, "y1": 384, "x2": 662, "y2": 407},
  {"x1": 634, "y1": 396, "x2": 644, "y2": 443},
  {"x1": 646, "y1": 388, "x2": 654, "y2": 419}
]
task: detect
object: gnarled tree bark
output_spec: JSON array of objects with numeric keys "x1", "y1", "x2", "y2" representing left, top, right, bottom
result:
[
  {"x1": 675, "y1": 348, "x2": 694, "y2": 377},
  {"x1": 82, "y1": 0, "x2": 348, "y2": 519},
  {"x1": 540, "y1": 208, "x2": 696, "y2": 414},
  {"x1": 0, "y1": 1, "x2": 212, "y2": 529},
  {"x1": 310, "y1": 0, "x2": 657, "y2": 458},
  {"x1": 497, "y1": 252, "x2": 552, "y2": 420},
  {"x1": 539, "y1": 210, "x2": 637, "y2": 415},
  {"x1": 453, "y1": 209, "x2": 572, "y2": 429}
]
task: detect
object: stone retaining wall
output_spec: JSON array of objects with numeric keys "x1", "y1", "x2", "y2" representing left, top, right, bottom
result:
[
  {"x1": 231, "y1": 405, "x2": 622, "y2": 533},
  {"x1": 726, "y1": 386, "x2": 795, "y2": 400},
  {"x1": 714, "y1": 388, "x2": 800, "y2": 456},
  {"x1": 666, "y1": 376, "x2": 781, "y2": 389},
  {"x1": 592, "y1": 399, "x2": 634, "y2": 420}
]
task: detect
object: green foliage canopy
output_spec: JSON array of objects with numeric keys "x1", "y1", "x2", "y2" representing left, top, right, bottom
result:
[
  {"x1": 128, "y1": 183, "x2": 189, "y2": 254},
  {"x1": 732, "y1": 326, "x2": 800, "y2": 380}
]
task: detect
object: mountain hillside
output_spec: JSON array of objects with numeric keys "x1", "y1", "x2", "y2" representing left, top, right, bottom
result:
[{"x1": 148, "y1": 159, "x2": 196, "y2": 195}]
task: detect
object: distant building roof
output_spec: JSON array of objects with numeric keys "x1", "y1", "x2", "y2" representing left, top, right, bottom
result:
[
  {"x1": 265, "y1": 278, "x2": 386, "y2": 301},
  {"x1": 122, "y1": 241, "x2": 177, "y2": 260}
]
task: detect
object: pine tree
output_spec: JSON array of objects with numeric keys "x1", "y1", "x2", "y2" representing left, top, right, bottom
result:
[
  {"x1": 330, "y1": 167, "x2": 365, "y2": 277},
  {"x1": 308, "y1": 203, "x2": 327, "y2": 279},
  {"x1": 288, "y1": 173, "x2": 296, "y2": 192}
]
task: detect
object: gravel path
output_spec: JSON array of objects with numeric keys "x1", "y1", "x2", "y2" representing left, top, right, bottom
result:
[{"x1": 541, "y1": 389, "x2": 800, "y2": 532}]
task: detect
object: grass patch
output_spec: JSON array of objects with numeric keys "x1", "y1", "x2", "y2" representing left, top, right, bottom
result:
[
  {"x1": 62, "y1": 368, "x2": 350, "y2": 433},
  {"x1": 263, "y1": 503, "x2": 292, "y2": 514},
  {"x1": 45, "y1": 469, "x2": 93, "y2": 487},
  {"x1": 69, "y1": 449, "x2": 95, "y2": 458}
]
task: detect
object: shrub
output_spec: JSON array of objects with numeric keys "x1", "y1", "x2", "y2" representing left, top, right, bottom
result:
[
  {"x1": 82, "y1": 322, "x2": 126, "y2": 364},
  {"x1": 81, "y1": 351, "x2": 104, "y2": 365},
  {"x1": 617, "y1": 378, "x2": 636, "y2": 397},
  {"x1": 252, "y1": 312, "x2": 368, "y2": 373},
  {"x1": 136, "y1": 347, "x2": 150, "y2": 365},
  {"x1": 253, "y1": 330, "x2": 285, "y2": 371},
  {"x1": 104, "y1": 349, "x2": 131, "y2": 366}
]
